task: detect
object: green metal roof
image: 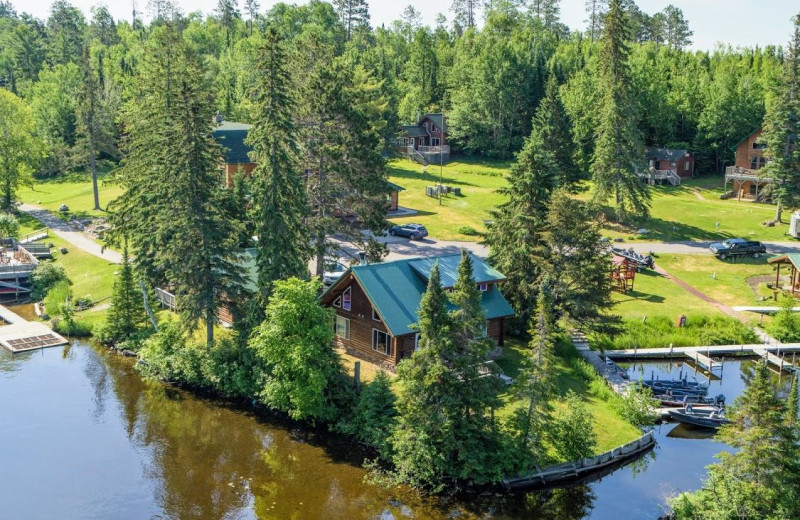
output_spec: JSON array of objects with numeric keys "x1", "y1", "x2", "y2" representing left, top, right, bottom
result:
[
  {"x1": 421, "y1": 113, "x2": 446, "y2": 133},
  {"x1": 212, "y1": 121, "x2": 254, "y2": 164},
  {"x1": 401, "y1": 125, "x2": 428, "y2": 138},
  {"x1": 386, "y1": 181, "x2": 406, "y2": 192},
  {"x1": 324, "y1": 253, "x2": 514, "y2": 336},
  {"x1": 769, "y1": 253, "x2": 800, "y2": 269}
]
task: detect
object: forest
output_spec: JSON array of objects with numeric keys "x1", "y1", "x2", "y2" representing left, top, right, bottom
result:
[{"x1": 0, "y1": 0, "x2": 782, "y2": 177}]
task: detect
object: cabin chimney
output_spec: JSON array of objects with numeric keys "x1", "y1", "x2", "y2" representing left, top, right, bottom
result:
[{"x1": 358, "y1": 251, "x2": 367, "y2": 266}]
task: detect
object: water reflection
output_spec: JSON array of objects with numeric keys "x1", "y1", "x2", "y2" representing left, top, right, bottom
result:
[{"x1": 3, "y1": 345, "x2": 790, "y2": 520}]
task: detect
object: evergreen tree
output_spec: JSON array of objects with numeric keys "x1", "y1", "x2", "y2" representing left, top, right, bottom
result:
[
  {"x1": 243, "y1": 0, "x2": 259, "y2": 35},
  {"x1": 246, "y1": 28, "x2": 311, "y2": 300},
  {"x1": 110, "y1": 26, "x2": 244, "y2": 348},
  {"x1": 334, "y1": 0, "x2": 370, "y2": 40},
  {"x1": 550, "y1": 391, "x2": 596, "y2": 460},
  {"x1": 249, "y1": 277, "x2": 344, "y2": 423},
  {"x1": 215, "y1": 0, "x2": 239, "y2": 47},
  {"x1": 584, "y1": 0, "x2": 607, "y2": 42},
  {"x1": 662, "y1": 5, "x2": 692, "y2": 50},
  {"x1": 344, "y1": 371, "x2": 396, "y2": 458},
  {"x1": 764, "y1": 13, "x2": 800, "y2": 223},
  {"x1": 529, "y1": 0, "x2": 560, "y2": 29},
  {"x1": 788, "y1": 373, "x2": 799, "y2": 427},
  {"x1": 485, "y1": 126, "x2": 557, "y2": 326},
  {"x1": 590, "y1": 0, "x2": 650, "y2": 222},
  {"x1": 104, "y1": 244, "x2": 147, "y2": 342},
  {"x1": 76, "y1": 39, "x2": 118, "y2": 211},
  {"x1": 451, "y1": 0, "x2": 478, "y2": 29},
  {"x1": 671, "y1": 362, "x2": 800, "y2": 519},
  {"x1": 533, "y1": 75, "x2": 581, "y2": 188},
  {"x1": 46, "y1": 1, "x2": 86, "y2": 66}
]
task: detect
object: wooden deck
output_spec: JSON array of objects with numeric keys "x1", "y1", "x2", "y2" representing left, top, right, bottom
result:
[{"x1": 0, "y1": 305, "x2": 68, "y2": 353}]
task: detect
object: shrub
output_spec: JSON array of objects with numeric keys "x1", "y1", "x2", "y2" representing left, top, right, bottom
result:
[
  {"x1": 138, "y1": 323, "x2": 210, "y2": 387},
  {"x1": 766, "y1": 296, "x2": 800, "y2": 342},
  {"x1": 44, "y1": 280, "x2": 73, "y2": 319},
  {"x1": 339, "y1": 371, "x2": 397, "y2": 457},
  {"x1": 550, "y1": 391, "x2": 597, "y2": 461},
  {"x1": 30, "y1": 261, "x2": 70, "y2": 300},
  {"x1": 53, "y1": 319, "x2": 92, "y2": 337},
  {"x1": 457, "y1": 226, "x2": 481, "y2": 236},
  {"x1": 0, "y1": 213, "x2": 19, "y2": 240},
  {"x1": 615, "y1": 385, "x2": 659, "y2": 427}
]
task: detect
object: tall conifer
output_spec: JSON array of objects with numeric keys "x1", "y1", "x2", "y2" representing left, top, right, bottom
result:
[{"x1": 246, "y1": 29, "x2": 310, "y2": 300}]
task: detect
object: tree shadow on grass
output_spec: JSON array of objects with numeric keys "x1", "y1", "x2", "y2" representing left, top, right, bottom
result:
[{"x1": 387, "y1": 166, "x2": 480, "y2": 188}]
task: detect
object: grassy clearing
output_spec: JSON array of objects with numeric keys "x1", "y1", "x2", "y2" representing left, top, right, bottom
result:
[
  {"x1": 612, "y1": 267, "x2": 723, "y2": 320},
  {"x1": 495, "y1": 337, "x2": 641, "y2": 453},
  {"x1": 656, "y1": 253, "x2": 776, "y2": 308},
  {"x1": 586, "y1": 178, "x2": 794, "y2": 243},
  {"x1": 387, "y1": 158, "x2": 509, "y2": 241},
  {"x1": 19, "y1": 168, "x2": 122, "y2": 219},
  {"x1": 597, "y1": 315, "x2": 758, "y2": 350}
]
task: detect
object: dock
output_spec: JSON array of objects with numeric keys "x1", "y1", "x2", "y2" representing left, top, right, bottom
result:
[
  {"x1": 752, "y1": 347, "x2": 799, "y2": 372},
  {"x1": 0, "y1": 305, "x2": 69, "y2": 353}
]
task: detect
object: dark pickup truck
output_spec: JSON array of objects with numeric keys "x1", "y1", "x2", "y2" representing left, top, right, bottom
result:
[{"x1": 709, "y1": 238, "x2": 767, "y2": 260}]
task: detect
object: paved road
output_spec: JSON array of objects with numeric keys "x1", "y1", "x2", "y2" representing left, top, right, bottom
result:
[{"x1": 19, "y1": 203, "x2": 122, "y2": 264}]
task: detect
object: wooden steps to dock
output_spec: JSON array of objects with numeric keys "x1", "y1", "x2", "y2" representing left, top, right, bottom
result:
[{"x1": 0, "y1": 305, "x2": 68, "y2": 353}]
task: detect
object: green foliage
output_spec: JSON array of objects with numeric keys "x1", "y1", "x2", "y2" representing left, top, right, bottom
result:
[
  {"x1": 249, "y1": 277, "x2": 344, "y2": 423},
  {"x1": 604, "y1": 314, "x2": 758, "y2": 349},
  {"x1": 138, "y1": 322, "x2": 209, "y2": 386},
  {"x1": 0, "y1": 213, "x2": 19, "y2": 239},
  {"x1": 615, "y1": 385, "x2": 659, "y2": 427},
  {"x1": 340, "y1": 371, "x2": 397, "y2": 458},
  {"x1": 101, "y1": 246, "x2": 147, "y2": 344},
  {"x1": 456, "y1": 225, "x2": 480, "y2": 236},
  {"x1": 30, "y1": 261, "x2": 70, "y2": 301},
  {"x1": 767, "y1": 296, "x2": 800, "y2": 342},
  {"x1": 44, "y1": 279, "x2": 73, "y2": 319},
  {"x1": 550, "y1": 391, "x2": 597, "y2": 460},
  {"x1": 0, "y1": 89, "x2": 44, "y2": 210},
  {"x1": 670, "y1": 362, "x2": 800, "y2": 519},
  {"x1": 53, "y1": 318, "x2": 91, "y2": 337}
]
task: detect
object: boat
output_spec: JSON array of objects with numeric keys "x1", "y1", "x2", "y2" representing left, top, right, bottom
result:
[
  {"x1": 668, "y1": 406, "x2": 731, "y2": 429},
  {"x1": 656, "y1": 393, "x2": 725, "y2": 408},
  {"x1": 640, "y1": 378, "x2": 709, "y2": 396}
]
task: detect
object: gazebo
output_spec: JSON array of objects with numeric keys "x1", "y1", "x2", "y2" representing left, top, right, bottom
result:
[{"x1": 767, "y1": 254, "x2": 800, "y2": 295}]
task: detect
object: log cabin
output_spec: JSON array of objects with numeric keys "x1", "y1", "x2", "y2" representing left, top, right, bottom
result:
[
  {"x1": 320, "y1": 253, "x2": 515, "y2": 370},
  {"x1": 395, "y1": 113, "x2": 451, "y2": 165},
  {"x1": 645, "y1": 147, "x2": 694, "y2": 179}
]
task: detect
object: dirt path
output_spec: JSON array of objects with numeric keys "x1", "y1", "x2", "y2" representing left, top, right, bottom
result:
[
  {"x1": 19, "y1": 204, "x2": 122, "y2": 264},
  {"x1": 691, "y1": 189, "x2": 706, "y2": 201}
]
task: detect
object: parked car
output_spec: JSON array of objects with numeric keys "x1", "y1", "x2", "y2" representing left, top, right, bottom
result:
[
  {"x1": 322, "y1": 260, "x2": 348, "y2": 285},
  {"x1": 709, "y1": 238, "x2": 766, "y2": 260},
  {"x1": 388, "y1": 223, "x2": 429, "y2": 240}
]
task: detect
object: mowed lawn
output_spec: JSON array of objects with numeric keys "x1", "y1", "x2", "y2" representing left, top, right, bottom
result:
[
  {"x1": 387, "y1": 158, "x2": 510, "y2": 241},
  {"x1": 19, "y1": 169, "x2": 123, "y2": 218},
  {"x1": 591, "y1": 178, "x2": 794, "y2": 243}
]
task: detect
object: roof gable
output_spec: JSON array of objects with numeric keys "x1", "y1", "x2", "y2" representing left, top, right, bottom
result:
[
  {"x1": 322, "y1": 253, "x2": 513, "y2": 336},
  {"x1": 419, "y1": 113, "x2": 446, "y2": 133},
  {"x1": 733, "y1": 127, "x2": 763, "y2": 150},
  {"x1": 645, "y1": 147, "x2": 689, "y2": 162}
]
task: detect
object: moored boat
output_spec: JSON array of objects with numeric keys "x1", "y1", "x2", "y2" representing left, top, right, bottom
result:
[
  {"x1": 656, "y1": 393, "x2": 725, "y2": 408},
  {"x1": 668, "y1": 406, "x2": 730, "y2": 429}
]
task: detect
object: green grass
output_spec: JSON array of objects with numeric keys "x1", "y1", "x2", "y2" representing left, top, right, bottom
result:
[
  {"x1": 589, "y1": 178, "x2": 794, "y2": 243},
  {"x1": 656, "y1": 254, "x2": 776, "y2": 308},
  {"x1": 597, "y1": 315, "x2": 758, "y2": 350},
  {"x1": 387, "y1": 158, "x2": 510, "y2": 240},
  {"x1": 19, "y1": 168, "x2": 123, "y2": 219},
  {"x1": 495, "y1": 337, "x2": 641, "y2": 454},
  {"x1": 612, "y1": 267, "x2": 724, "y2": 320}
]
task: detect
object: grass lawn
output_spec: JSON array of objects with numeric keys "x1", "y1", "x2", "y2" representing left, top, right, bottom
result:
[
  {"x1": 18, "y1": 168, "x2": 123, "y2": 220},
  {"x1": 495, "y1": 337, "x2": 641, "y2": 454},
  {"x1": 589, "y1": 177, "x2": 795, "y2": 243},
  {"x1": 656, "y1": 254, "x2": 776, "y2": 308},
  {"x1": 387, "y1": 158, "x2": 510, "y2": 241},
  {"x1": 612, "y1": 267, "x2": 724, "y2": 321}
]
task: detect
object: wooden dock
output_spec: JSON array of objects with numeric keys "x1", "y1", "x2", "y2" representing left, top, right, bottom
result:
[
  {"x1": 604, "y1": 343, "x2": 800, "y2": 359},
  {"x1": 0, "y1": 305, "x2": 68, "y2": 353},
  {"x1": 752, "y1": 347, "x2": 799, "y2": 372}
]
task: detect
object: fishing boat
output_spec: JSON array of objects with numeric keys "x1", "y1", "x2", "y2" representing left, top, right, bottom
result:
[
  {"x1": 641, "y1": 378, "x2": 709, "y2": 396},
  {"x1": 668, "y1": 406, "x2": 730, "y2": 429},
  {"x1": 656, "y1": 393, "x2": 725, "y2": 408}
]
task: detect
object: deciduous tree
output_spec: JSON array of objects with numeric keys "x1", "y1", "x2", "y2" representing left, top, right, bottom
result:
[{"x1": 0, "y1": 89, "x2": 43, "y2": 211}]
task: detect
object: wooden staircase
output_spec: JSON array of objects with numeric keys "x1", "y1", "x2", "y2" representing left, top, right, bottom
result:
[{"x1": 407, "y1": 146, "x2": 429, "y2": 166}]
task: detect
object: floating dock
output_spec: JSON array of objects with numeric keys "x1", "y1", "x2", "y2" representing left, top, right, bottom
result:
[{"x1": 0, "y1": 305, "x2": 68, "y2": 353}]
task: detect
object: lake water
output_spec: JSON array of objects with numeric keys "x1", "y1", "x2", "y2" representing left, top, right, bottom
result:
[{"x1": 1, "y1": 344, "x2": 789, "y2": 520}]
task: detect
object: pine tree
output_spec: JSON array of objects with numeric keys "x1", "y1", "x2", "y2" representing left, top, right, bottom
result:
[
  {"x1": 533, "y1": 75, "x2": 580, "y2": 188},
  {"x1": 334, "y1": 0, "x2": 370, "y2": 40},
  {"x1": 104, "y1": 244, "x2": 147, "y2": 342},
  {"x1": 764, "y1": 14, "x2": 800, "y2": 223},
  {"x1": 243, "y1": 0, "x2": 259, "y2": 35},
  {"x1": 215, "y1": 0, "x2": 239, "y2": 47},
  {"x1": 450, "y1": 0, "x2": 477, "y2": 30},
  {"x1": 76, "y1": 39, "x2": 118, "y2": 211},
  {"x1": 485, "y1": 127, "x2": 557, "y2": 326},
  {"x1": 662, "y1": 5, "x2": 692, "y2": 50},
  {"x1": 590, "y1": 0, "x2": 650, "y2": 222},
  {"x1": 584, "y1": 0, "x2": 607, "y2": 42},
  {"x1": 788, "y1": 373, "x2": 799, "y2": 428},
  {"x1": 529, "y1": 0, "x2": 560, "y2": 29},
  {"x1": 246, "y1": 28, "x2": 310, "y2": 300}
]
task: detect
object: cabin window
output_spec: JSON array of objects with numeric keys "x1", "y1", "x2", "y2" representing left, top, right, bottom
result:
[
  {"x1": 478, "y1": 283, "x2": 489, "y2": 292},
  {"x1": 759, "y1": 157, "x2": 766, "y2": 169},
  {"x1": 333, "y1": 296, "x2": 341, "y2": 308},
  {"x1": 750, "y1": 156, "x2": 759, "y2": 169},
  {"x1": 414, "y1": 333, "x2": 420, "y2": 351},
  {"x1": 753, "y1": 142, "x2": 767, "y2": 150},
  {"x1": 684, "y1": 161, "x2": 690, "y2": 171},
  {"x1": 335, "y1": 316, "x2": 350, "y2": 339},
  {"x1": 373, "y1": 329, "x2": 392, "y2": 355},
  {"x1": 431, "y1": 137, "x2": 440, "y2": 146},
  {"x1": 671, "y1": 162, "x2": 676, "y2": 167},
  {"x1": 372, "y1": 308, "x2": 381, "y2": 322},
  {"x1": 342, "y1": 287, "x2": 351, "y2": 311}
]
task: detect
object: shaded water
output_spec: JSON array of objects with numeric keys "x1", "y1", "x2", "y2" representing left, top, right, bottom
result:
[{"x1": 0, "y1": 345, "x2": 788, "y2": 520}]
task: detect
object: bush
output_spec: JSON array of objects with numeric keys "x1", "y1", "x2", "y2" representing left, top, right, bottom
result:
[
  {"x1": 0, "y1": 213, "x2": 19, "y2": 240},
  {"x1": 53, "y1": 319, "x2": 92, "y2": 337},
  {"x1": 30, "y1": 261, "x2": 70, "y2": 300},
  {"x1": 615, "y1": 386, "x2": 659, "y2": 427},
  {"x1": 44, "y1": 280, "x2": 73, "y2": 318},
  {"x1": 766, "y1": 296, "x2": 800, "y2": 342},
  {"x1": 606, "y1": 315, "x2": 757, "y2": 350},
  {"x1": 339, "y1": 371, "x2": 397, "y2": 457},
  {"x1": 457, "y1": 226, "x2": 481, "y2": 236},
  {"x1": 138, "y1": 323, "x2": 211, "y2": 386},
  {"x1": 550, "y1": 391, "x2": 597, "y2": 461}
]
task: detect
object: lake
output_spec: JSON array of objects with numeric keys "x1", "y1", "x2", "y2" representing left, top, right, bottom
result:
[{"x1": 0, "y1": 343, "x2": 787, "y2": 519}]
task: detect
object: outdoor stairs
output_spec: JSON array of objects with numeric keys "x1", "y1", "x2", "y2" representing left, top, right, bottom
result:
[{"x1": 407, "y1": 146, "x2": 429, "y2": 167}]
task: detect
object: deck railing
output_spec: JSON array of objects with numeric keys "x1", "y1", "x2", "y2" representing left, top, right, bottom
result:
[
  {"x1": 415, "y1": 145, "x2": 450, "y2": 154},
  {"x1": 156, "y1": 288, "x2": 177, "y2": 310}
]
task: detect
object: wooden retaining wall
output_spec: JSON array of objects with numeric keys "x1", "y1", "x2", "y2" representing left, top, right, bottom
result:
[{"x1": 502, "y1": 431, "x2": 656, "y2": 491}]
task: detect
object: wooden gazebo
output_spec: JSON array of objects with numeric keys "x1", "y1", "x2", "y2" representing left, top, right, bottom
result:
[{"x1": 768, "y1": 254, "x2": 800, "y2": 295}]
